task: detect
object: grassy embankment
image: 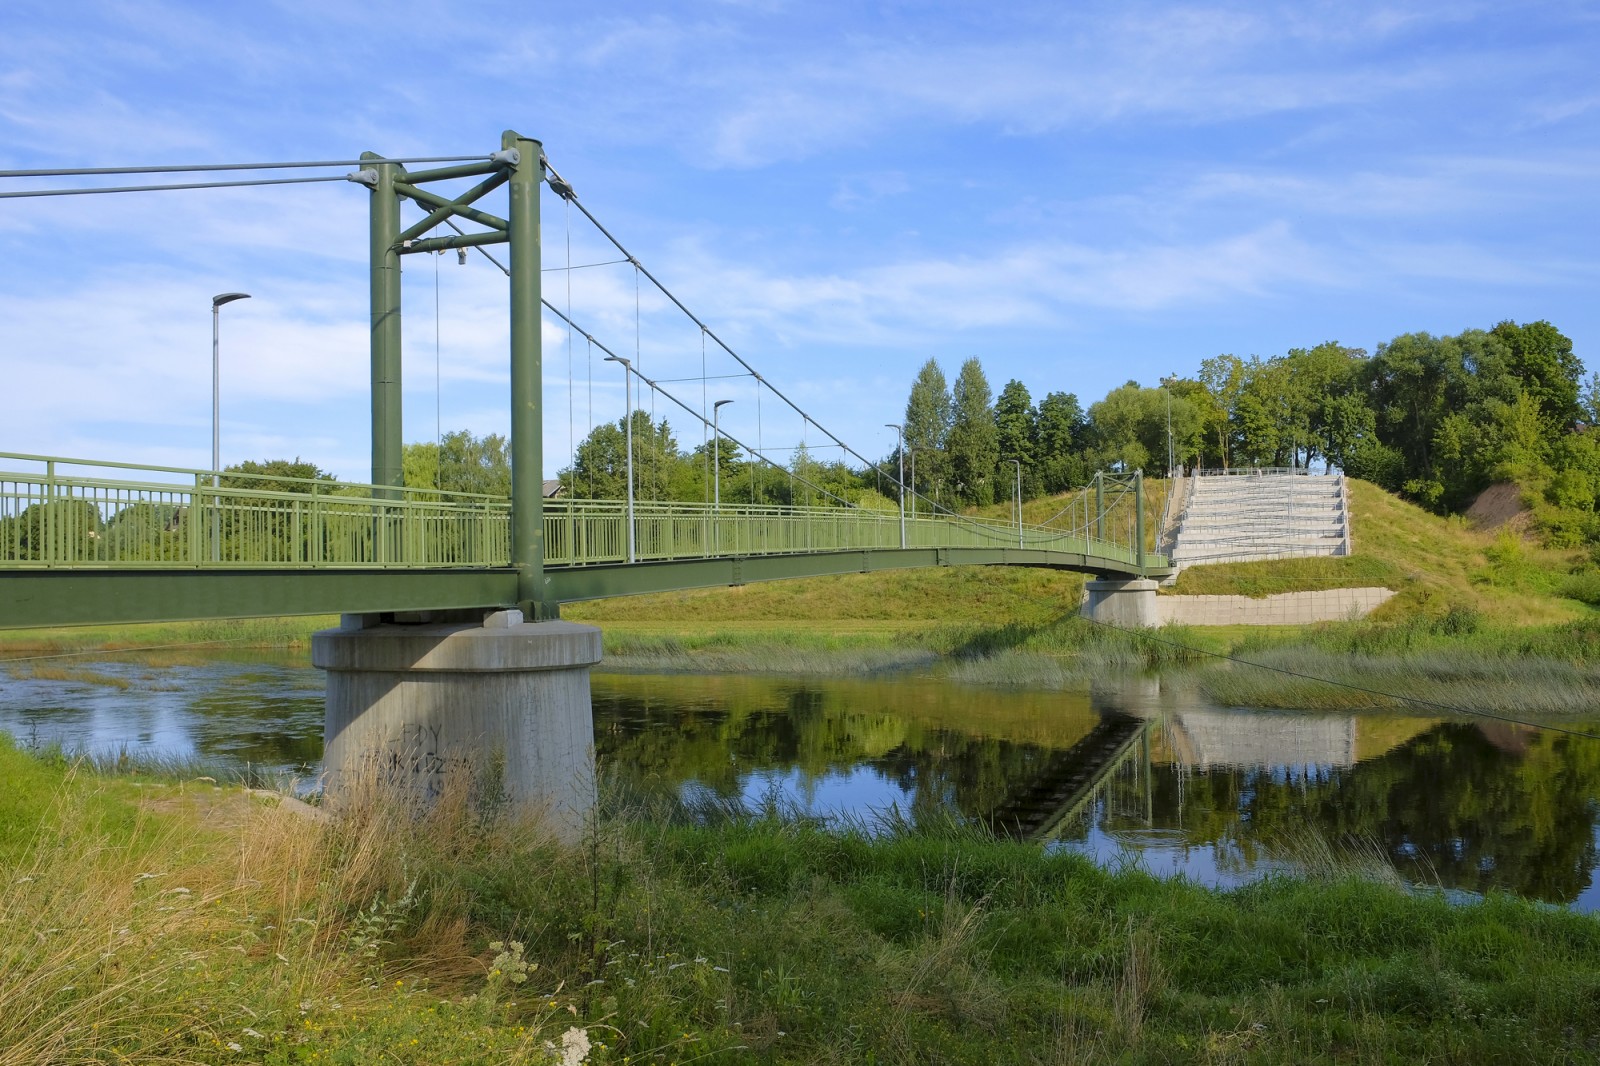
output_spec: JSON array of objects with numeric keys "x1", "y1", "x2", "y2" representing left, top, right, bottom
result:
[
  {"x1": 567, "y1": 479, "x2": 1600, "y2": 715},
  {"x1": 7, "y1": 737, "x2": 1600, "y2": 1065}
]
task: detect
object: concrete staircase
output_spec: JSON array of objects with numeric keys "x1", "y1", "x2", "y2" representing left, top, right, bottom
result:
[{"x1": 1167, "y1": 471, "x2": 1350, "y2": 573}]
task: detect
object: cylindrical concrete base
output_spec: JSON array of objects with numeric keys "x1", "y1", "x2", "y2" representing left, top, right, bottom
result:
[
  {"x1": 312, "y1": 618, "x2": 601, "y2": 840},
  {"x1": 1081, "y1": 578, "x2": 1160, "y2": 628}
]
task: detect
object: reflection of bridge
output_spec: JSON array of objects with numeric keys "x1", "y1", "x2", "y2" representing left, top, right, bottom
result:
[{"x1": 988, "y1": 713, "x2": 1151, "y2": 841}]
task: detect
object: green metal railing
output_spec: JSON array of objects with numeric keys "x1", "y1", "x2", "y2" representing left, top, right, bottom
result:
[{"x1": 0, "y1": 453, "x2": 1162, "y2": 573}]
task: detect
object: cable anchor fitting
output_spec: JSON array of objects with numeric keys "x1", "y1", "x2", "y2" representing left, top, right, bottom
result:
[{"x1": 346, "y1": 168, "x2": 379, "y2": 188}]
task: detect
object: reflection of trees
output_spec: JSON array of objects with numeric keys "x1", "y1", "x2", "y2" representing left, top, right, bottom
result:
[
  {"x1": 593, "y1": 675, "x2": 1600, "y2": 905},
  {"x1": 592, "y1": 680, "x2": 1080, "y2": 823},
  {"x1": 1118, "y1": 723, "x2": 1600, "y2": 904},
  {"x1": 187, "y1": 675, "x2": 323, "y2": 769}
]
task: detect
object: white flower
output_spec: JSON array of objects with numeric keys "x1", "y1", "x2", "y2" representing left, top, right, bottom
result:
[{"x1": 558, "y1": 1027, "x2": 591, "y2": 1066}]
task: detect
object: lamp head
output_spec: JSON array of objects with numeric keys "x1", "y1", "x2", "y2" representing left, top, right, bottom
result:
[
  {"x1": 714, "y1": 399, "x2": 734, "y2": 411},
  {"x1": 604, "y1": 354, "x2": 630, "y2": 368},
  {"x1": 212, "y1": 292, "x2": 251, "y2": 309}
]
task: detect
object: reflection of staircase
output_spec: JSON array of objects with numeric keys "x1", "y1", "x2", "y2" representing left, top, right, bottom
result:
[
  {"x1": 1170, "y1": 471, "x2": 1350, "y2": 570},
  {"x1": 988, "y1": 714, "x2": 1146, "y2": 841}
]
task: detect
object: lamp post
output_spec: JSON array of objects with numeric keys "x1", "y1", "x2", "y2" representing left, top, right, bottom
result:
[
  {"x1": 1165, "y1": 374, "x2": 1174, "y2": 476},
  {"x1": 713, "y1": 399, "x2": 734, "y2": 509},
  {"x1": 210, "y1": 292, "x2": 250, "y2": 561},
  {"x1": 885, "y1": 423, "x2": 905, "y2": 549},
  {"x1": 907, "y1": 447, "x2": 917, "y2": 519},
  {"x1": 604, "y1": 354, "x2": 635, "y2": 564},
  {"x1": 1009, "y1": 458, "x2": 1023, "y2": 548}
]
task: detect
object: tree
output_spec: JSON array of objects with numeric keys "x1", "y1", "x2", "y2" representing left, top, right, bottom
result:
[
  {"x1": 904, "y1": 359, "x2": 952, "y2": 500},
  {"x1": 402, "y1": 431, "x2": 510, "y2": 496},
  {"x1": 223, "y1": 458, "x2": 336, "y2": 493},
  {"x1": 1363, "y1": 331, "x2": 1470, "y2": 504},
  {"x1": 993, "y1": 380, "x2": 1038, "y2": 497},
  {"x1": 1086, "y1": 381, "x2": 1198, "y2": 475},
  {"x1": 947, "y1": 358, "x2": 999, "y2": 505},
  {"x1": 1035, "y1": 391, "x2": 1087, "y2": 493},
  {"x1": 1197, "y1": 355, "x2": 1247, "y2": 470},
  {"x1": 1491, "y1": 319, "x2": 1582, "y2": 429},
  {"x1": 564, "y1": 412, "x2": 682, "y2": 501}
]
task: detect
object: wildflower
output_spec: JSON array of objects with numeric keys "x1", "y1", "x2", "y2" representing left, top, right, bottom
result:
[
  {"x1": 226, "y1": 1042, "x2": 243, "y2": 1052},
  {"x1": 557, "y1": 1028, "x2": 590, "y2": 1066}
]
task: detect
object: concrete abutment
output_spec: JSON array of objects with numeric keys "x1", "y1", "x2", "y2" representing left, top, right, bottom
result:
[
  {"x1": 1080, "y1": 578, "x2": 1160, "y2": 628},
  {"x1": 312, "y1": 612, "x2": 600, "y2": 841}
]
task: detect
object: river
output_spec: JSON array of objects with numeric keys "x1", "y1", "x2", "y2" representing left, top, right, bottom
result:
[{"x1": 4, "y1": 649, "x2": 1599, "y2": 911}]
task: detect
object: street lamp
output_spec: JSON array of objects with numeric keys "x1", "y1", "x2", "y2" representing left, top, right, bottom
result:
[
  {"x1": 713, "y1": 399, "x2": 734, "y2": 509},
  {"x1": 604, "y1": 354, "x2": 635, "y2": 564},
  {"x1": 885, "y1": 423, "x2": 906, "y2": 549},
  {"x1": 907, "y1": 447, "x2": 917, "y2": 519},
  {"x1": 1165, "y1": 372, "x2": 1175, "y2": 476},
  {"x1": 1009, "y1": 458, "x2": 1023, "y2": 548},
  {"x1": 210, "y1": 292, "x2": 250, "y2": 561}
]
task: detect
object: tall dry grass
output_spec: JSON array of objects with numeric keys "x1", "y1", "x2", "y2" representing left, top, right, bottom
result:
[{"x1": 0, "y1": 759, "x2": 573, "y2": 1064}]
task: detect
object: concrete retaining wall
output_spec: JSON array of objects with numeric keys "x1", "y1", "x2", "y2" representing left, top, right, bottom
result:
[{"x1": 1156, "y1": 587, "x2": 1393, "y2": 626}]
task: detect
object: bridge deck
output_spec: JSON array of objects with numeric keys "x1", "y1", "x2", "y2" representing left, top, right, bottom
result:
[{"x1": 0, "y1": 453, "x2": 1166, "y2": 627}]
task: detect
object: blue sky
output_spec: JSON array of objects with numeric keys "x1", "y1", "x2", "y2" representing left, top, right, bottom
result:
[{"x1": 2, "y1": 0, "x2": 1597, "y2": 481}]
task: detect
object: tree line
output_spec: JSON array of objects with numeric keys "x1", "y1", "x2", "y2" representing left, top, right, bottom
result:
[{"x1": 212, "y1": 316, "x2": 1594, "y2": 546}]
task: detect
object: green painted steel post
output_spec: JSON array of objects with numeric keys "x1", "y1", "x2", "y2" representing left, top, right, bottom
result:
[
  {"x1": 43, "y1": 461, "x2": 56, "y2": 566},
  {"x1": 505, "y1": 131, "x2": 552, "y2": 618},
  {"x1": 1135, "y1": 469, "x2": 1146, "y2": 574},
  {"x1": 364, "y1": 152, "x2": 404, "y2": 497},
  {"x1": 1094, "y1": 471, "x2": 1104, "y2": 544}
]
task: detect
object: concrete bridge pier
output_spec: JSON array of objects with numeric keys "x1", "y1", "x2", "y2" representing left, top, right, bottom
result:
[
  {"x1": 312, "y1": 610, "x2": 601, "y2": 841},
  {"x1": 1080, "y1": 578, "x2": 1159, "y2": 628}
]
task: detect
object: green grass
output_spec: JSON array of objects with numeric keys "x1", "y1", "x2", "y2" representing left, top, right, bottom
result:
[
  {"x1": 0, "y1": 615, "x2": 335, "y2": 657},
  {"x1": 5, "y1": 740, "x2": 1600, "y2": 1064},
  {"x1": 1168, "y1": 552, "x2": 1406, "y2": 597}
]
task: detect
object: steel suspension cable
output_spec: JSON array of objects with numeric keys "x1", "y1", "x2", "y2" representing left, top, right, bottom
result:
[
  {"x1": 434, "y1": 250, "x2": 443, "y2": 491},
  {"x1": 566, "y1": 198, "x2": 575, "y2": 491},
  {"x1": 539, "y1": 299, "x2": 855, "y2": 509},
  {"x1": 0, "y1": 155, "x2": 486, "y2": 178},
  {"x1": 0, "y1": 174, "x2": 358, "y2": 198},
  {"x1": 542, "y1": 156, "x2": 1035, "y2": 545},
  {"x1": 443, "y1": 171, "x2": 1055, "y2": 546},
  {"x1": 542, "y1": 158, "x2": 905, "y2": 489}
]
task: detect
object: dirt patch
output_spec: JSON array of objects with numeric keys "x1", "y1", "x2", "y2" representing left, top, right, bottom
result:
[{"x1": 1464, "y1": 482, "x2": 1530, "y2": 532}]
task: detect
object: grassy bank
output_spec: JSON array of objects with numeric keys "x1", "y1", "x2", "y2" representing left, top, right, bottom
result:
[
  {"x1": 0, "y1": 616, "x2": 334, "y2": 657},
  {"x1": 5, "y1": 739, "x2": 1600, "y2": 1065}
]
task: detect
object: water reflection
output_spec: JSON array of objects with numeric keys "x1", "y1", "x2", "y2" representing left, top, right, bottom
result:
[
  {"x1": 0, "y1": 653, "x2": 323, "y2": 771},
  {"x1": 3, "y1": 656, "x2": 1600, "y2": 909}
]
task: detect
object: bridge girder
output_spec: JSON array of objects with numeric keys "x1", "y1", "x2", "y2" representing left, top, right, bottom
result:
[{"x1": 0, "y1": 549, "x2": 1170, "y2": 629}]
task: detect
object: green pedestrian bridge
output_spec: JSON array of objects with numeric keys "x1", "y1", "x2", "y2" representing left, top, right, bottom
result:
[
  {"x1": 1, "y1": 131, "x2": 1167, "y2": 632},
  {"x1": 0, "y1": 451, "x2": 1167, "y2": 630}
]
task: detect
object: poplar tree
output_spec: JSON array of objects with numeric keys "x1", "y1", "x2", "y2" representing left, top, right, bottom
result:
[
  {"x1": 993, "y1": 379, "x2": 1038, "y2": 498},
  {"x1": 903, "y1": 359, "x2": 952, "y2": 502},
  {"x1": 948, "y1": 357, "x2": 999, "y2": 505}
]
